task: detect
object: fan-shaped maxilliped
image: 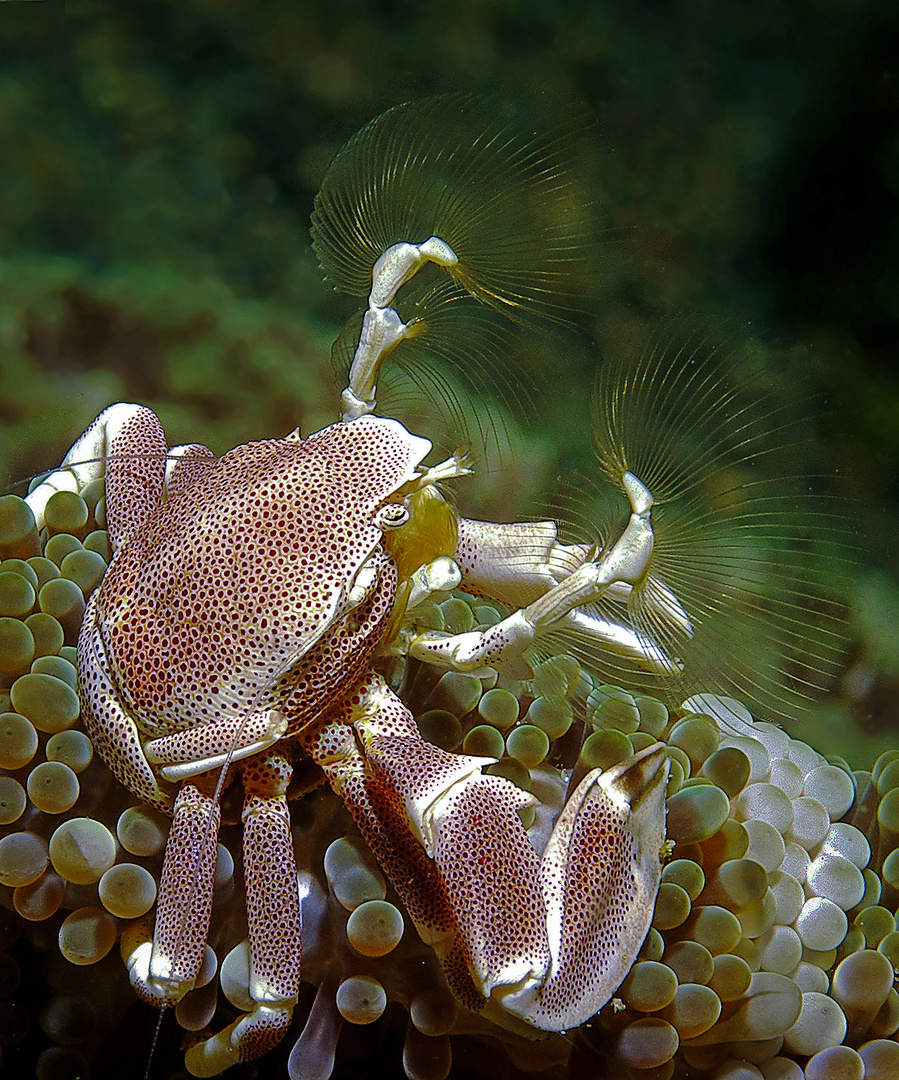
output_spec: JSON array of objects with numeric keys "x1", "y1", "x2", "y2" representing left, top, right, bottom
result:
[
  {"x1": 545, "y1": 329, "x2": 855, "y2": 728},
  {"x1": 311, "y1": 93, "x2": 594, "y2": 324}
]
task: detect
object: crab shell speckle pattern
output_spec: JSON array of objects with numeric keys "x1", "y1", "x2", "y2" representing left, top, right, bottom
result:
[{"x1": 77, "y1": 414, "x2": 428, "y2": 807}]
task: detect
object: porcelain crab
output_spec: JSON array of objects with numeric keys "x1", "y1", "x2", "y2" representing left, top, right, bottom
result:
[{"x1": 23, "y1": 101, "x2": 683, "y2": 1074}]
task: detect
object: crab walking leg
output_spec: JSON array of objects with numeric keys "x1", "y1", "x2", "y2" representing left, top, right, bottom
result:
[
  {"x1": 187, "y1": 751, "x2": 302, "y2": 1075},
  {"x1": 128, "y1": 771, "x2": 221, "y2": 1006},
  {"x1": 25, "y1": 403, "x2": 166, "y2": 540},
  {"x1": 307, "y1": 671, "x2": 668, "y2": 1030}
]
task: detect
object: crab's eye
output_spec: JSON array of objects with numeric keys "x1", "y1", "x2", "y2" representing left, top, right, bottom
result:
[{"x1": 375, "y1": 503, "x2": 410, "y2": 530}]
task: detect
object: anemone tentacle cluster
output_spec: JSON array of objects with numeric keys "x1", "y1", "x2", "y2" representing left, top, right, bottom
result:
[{"x1": 0, "y1": 495, "x2": 896, "y2": 1079}]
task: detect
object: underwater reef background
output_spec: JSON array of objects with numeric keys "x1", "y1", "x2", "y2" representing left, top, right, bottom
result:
[{"x1": 1, "y1": 1, "x2": 899, "y2": 1077}]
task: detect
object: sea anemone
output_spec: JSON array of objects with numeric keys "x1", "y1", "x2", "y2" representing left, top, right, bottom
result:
[{"x1": 1, "y1": 496, "x2": 896, "y2": 1080}]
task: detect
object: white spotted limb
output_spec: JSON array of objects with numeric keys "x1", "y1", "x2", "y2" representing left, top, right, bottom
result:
[
  {"x1": 124, "y1": 751, "x2": 302, "y2": 1076},
  {"x1": 303, "y1": 671, "x2": 669, "y2": 1030},
  {"x1": 25, "y1": 402, "x2": 163, "y2": 540},
  {"x1": 181, "y1": 752, "x2": 302, "y2": 1075},
  {"x1": 25, "y1": 401, "x2": 212, "y2": 545}
]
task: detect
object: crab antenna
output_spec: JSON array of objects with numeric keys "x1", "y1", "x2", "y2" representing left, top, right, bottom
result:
[
  {"x1": 310, "y1": 94, "x2": 594, "y2": 419},
  {"x1": 550, "y1": 329, "x2": 855, "y2": 728}
]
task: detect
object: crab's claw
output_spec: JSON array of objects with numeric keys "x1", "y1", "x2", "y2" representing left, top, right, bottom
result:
[
  {"x1": 499, "y1": 742, "x2": 668, "y2": 1028},
  {"x1": 306, "y1": 671, "x2": 668, "y2": 1030}
]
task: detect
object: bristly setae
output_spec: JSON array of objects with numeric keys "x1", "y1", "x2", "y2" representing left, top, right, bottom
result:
[{"x1": 543, "y1": 326, "x2": 855, "y2": 727}]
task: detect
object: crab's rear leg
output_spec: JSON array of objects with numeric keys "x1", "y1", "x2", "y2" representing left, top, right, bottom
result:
[
  {"x1": 25, "y1": 403, "x2": 166, "y2": 542},
  {"x1": 305, "y1": 670, "x2": 668, "y2": 1030},
  {"x1": 25, "y1": 401, "x2": 213, "y2": 544},
  {"x1": 184, "y1": 750, "x2": 301, "y2": 1075}
]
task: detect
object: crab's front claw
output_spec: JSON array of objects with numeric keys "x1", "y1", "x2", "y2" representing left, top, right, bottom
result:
[
  {"x1": 501, "y1": 742, "x2": 669, "y2": 1029},
  {"x1": 401, "y1": 738, "x2": 669, "y2": 1031},
  {"x1": 316, "y1": 674, "x2": 669, "y2": 1030}
]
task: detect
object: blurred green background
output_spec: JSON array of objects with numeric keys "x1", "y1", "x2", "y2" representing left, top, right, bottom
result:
[{"x1": 1, "y1": 0, "x2": 898, "y2": 754}]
